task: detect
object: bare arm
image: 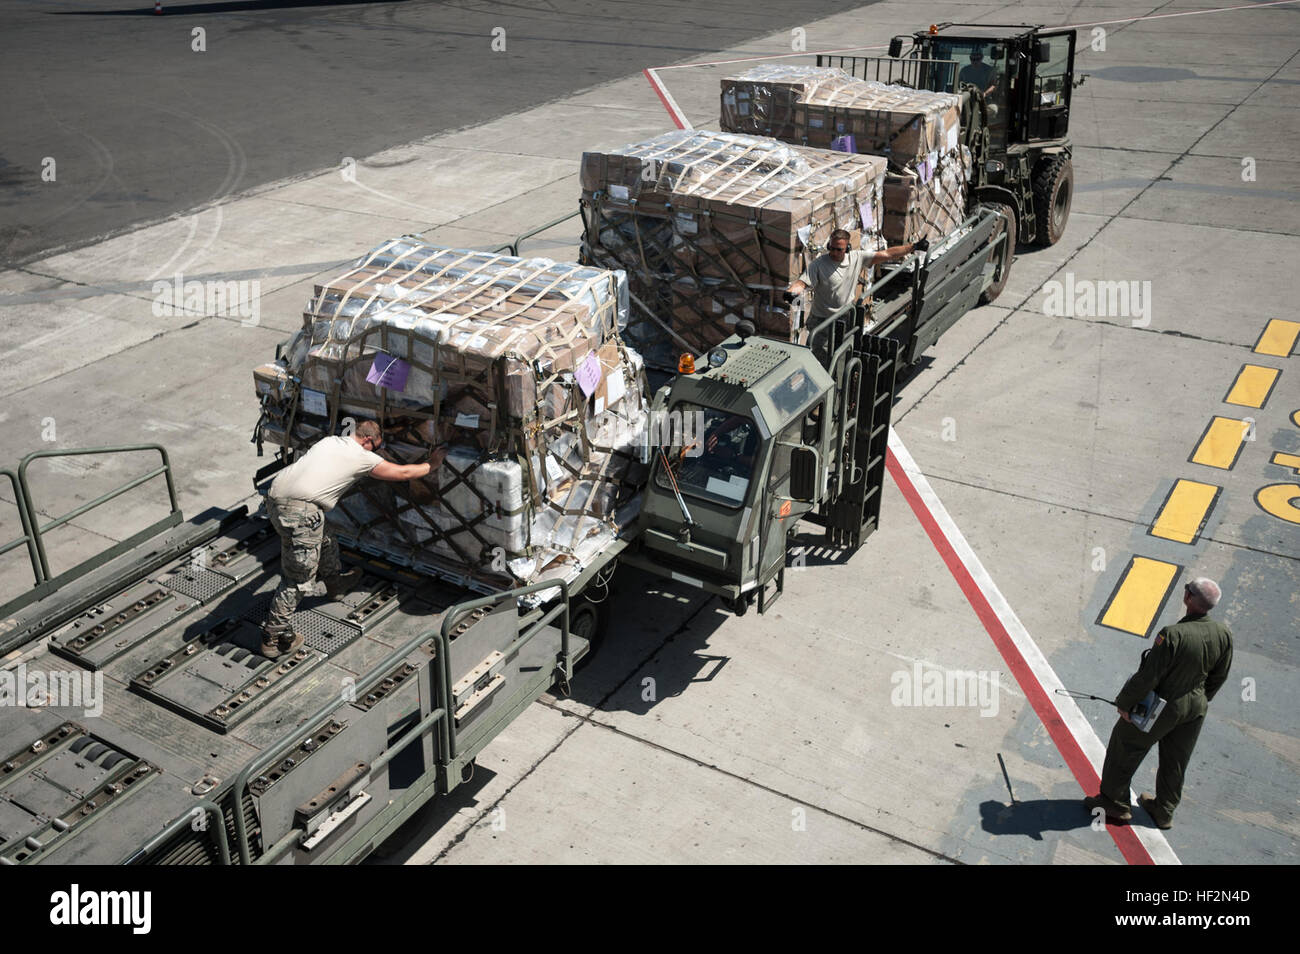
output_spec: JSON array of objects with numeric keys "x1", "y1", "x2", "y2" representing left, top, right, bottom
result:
[
  {"x1": 369, "y1": 445, "x2": 448, "y2": 482},
  {"x1": 870, "y1": 243, "x2": 921, "y2": 265}
]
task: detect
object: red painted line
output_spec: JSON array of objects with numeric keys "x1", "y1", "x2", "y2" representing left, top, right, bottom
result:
[
  {"x1": 886, "y1": 449, "x2": 1154, "y2": 865},
  {"x1": 643, "y1": 69, "x2": 688, "y2": 129}
]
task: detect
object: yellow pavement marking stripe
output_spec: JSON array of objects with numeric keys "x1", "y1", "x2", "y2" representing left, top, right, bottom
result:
[
  {"x1": 1099, "y1": 557, "x2": 1181, "y2": 638},
  {"x1": 1224, "y1": 364, "x2": 1280, "y2": 409},
  {"x1": 1150, "y1": 479, "x2": 1220, "y2": 544},
  {"x1": 1254, "y1": 319, "x2": 1300, "y2": 357},
  {"x1": 1271, "y1": 451, "x2": 1300, "y2": 475},
  {"x1": 1190, "y1": 416, "x2": 1249, "y2": 470}
]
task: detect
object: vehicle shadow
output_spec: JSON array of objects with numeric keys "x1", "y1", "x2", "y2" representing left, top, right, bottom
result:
[{"x1": 563, "y1": 567, "x2": 733, "y2": 717}]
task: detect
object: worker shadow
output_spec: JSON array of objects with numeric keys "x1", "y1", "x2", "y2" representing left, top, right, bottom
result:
[
  {"x1": 978, "y1": 798, "x2": 1106, "y2": 840},
  {"x1": 563, "y1": 570, "x2": 733, "y2": 716}
]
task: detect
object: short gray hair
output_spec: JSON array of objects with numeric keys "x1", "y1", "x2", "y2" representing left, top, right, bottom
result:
[{"x1": 1185, "y1": 577, "x2": 1220, "y2": 612}]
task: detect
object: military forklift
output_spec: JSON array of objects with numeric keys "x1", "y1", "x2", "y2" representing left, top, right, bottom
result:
[{"x1": 819, "y1": 23, "x2": 1078, "y2": 251}]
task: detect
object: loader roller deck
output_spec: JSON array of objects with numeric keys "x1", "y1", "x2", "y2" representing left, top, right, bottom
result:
[{"x1": 0, "y1": 509, "x2": 587, "y2": 865}]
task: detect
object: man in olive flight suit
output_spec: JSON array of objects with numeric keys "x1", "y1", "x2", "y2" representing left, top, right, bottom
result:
[{"x1": 1084, "y1": 577, "x2": 1234, "y2": 829}]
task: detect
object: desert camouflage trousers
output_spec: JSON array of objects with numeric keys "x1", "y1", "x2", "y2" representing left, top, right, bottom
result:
[{"x1": 263, "y1": 497, "x2": 339, "y2": 637}]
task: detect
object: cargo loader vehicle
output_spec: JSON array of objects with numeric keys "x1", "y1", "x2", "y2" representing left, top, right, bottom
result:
[{"x1": 0, "y1": 64, "x2": 1022, "y2": 861}]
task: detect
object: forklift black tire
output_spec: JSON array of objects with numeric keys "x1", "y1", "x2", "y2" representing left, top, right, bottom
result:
[
  {"x1": 978, "y1": 203, "x2": 1016, "y2": 305},
  {"x1": 1033, "y1": 156, "x2": 1073, "y2": 247},
  {"x1": 570, "y1": 596, "x2": 610, "y2": 670}
]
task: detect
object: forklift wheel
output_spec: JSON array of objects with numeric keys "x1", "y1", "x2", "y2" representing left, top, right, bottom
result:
[
  {"x1": 570, "y1": 597, "x2": 610, "y2": 670},
  {"x1": 978, "y1": 203, "x2": 1016, "y2": 305},
  {"x1": 1033, "y1": 156, "x2": 1073, "y2": 247}
]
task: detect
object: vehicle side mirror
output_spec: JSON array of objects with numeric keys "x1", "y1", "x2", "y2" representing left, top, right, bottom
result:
[
  {"x1": 1035, "y1": 41, "x2": 1051, "y2": 62},
  {"x1": 990, "y1": 46, "x2": 1004, "y2": 61},
  {"x1": 789, "y1": 447, "x2": 819, "y2": 502},
  {"x1": 888, "y1": 37, "x2": 903, "y2": 58}
]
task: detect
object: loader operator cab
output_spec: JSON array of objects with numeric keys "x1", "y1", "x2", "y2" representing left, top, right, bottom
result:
[
  {"x1": 901, "y1": 24, "x2": 1076, "y2": 148},
  {"x1": 884, "y1": 23, "x2": 1077, "y2": 246},
  {"x1": 636, "y1": 336, "x2": 834, "y2": 613}
]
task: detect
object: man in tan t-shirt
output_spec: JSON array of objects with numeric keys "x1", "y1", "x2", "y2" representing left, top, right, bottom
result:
[
  {"x1": 786, "y1": 229, "x2": 926, "y2": 324},
  {"x1": 260, "y1": 420, "x2": 447, "y2": 658}
]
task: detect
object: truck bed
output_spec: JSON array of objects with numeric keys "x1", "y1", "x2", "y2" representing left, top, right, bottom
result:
[{"x1": 0, "y1": 509, "x2": 583, "y2": 865}]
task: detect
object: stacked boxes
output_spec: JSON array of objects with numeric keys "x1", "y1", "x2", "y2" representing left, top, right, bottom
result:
[
  {"x1": 721, "y1": 65, "x2": 969, "y2": 245},
  {"x1": 253, "y1": 238, "x2": 648, "y2": 589},
  {"x1": 580, "y1": 130, "x2": 887, "y2": 369}
]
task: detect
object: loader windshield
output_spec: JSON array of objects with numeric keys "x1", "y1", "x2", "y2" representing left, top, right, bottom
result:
[{"x1": 654, "y1": 403, "x2": 758, "y2": 508}]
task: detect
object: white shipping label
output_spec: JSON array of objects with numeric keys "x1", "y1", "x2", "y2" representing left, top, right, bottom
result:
[
  {"x1": 605, "y1": 370, "x2": 626, "y2": 406},
  {"x1": 796, "y1": 224, "x2": 813, "y2": 247},
  {"x1": 301, "y1": 388, "x2": 328, "y2": 417},
  {"x1": 545, "y1": 455, "x2": 565, "y2": 483},
  {"x1": 466, "y1": 335, "x2": 488, "y2": 350},
  {"x1": 859, "y1": 201, "x2": 874, "y2": 230},
  {"x1": 946, "y1": 123, "x2": 959, "y2": 151},
  {"x1": 595, "y1": 396, "x2": 606, "y2": 415},
  {"x1": 454, "y1": 413, "x2": 480, "y2": 429},
  {"x1": 609, "y1": 184, "x2": 630, "y2": 200}
]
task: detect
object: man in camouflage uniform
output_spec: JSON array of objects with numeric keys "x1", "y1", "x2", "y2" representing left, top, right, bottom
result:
[
  {"x1": 1084, "y1": 577, "x2": 1234, "y2": 829},
  {"x1": 261, "y1": 420, "x2": 446, "y2": 659}
]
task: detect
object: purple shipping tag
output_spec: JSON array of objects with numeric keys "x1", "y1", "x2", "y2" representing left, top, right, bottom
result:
[
  {"x1": 366, "y1": 353, "x2": 410, "y2": 392},
  {"x1": 830, "y1": 134, "x2": 857, "y2": 154},
  {"x1": 575, "y1": 351, "x2": 602, "y2": 397}
]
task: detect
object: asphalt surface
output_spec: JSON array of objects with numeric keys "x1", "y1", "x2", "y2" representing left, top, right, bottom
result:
[{"x1": 0, "y1": 0, "x2": 853, "y2": 267}]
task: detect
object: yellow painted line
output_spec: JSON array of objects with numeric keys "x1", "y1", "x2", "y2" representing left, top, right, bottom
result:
[
  {"x1": 1150, "y1": 480, "x2": 1220, "y2": 544},
  {"x1": 1224, "y1": 364, "x2": 1280, "y2": 409},
  {"x1": 1190, "y1": 416, "x2": 1249, "y2": 470},
  {"x1": 1254, "y1": 319, "x2": 1300, "y2": 357},
  {"x1": 1272, "y1": 451, "x2": 1300, "y2": 475},
  {"x1": 1099, "y1": 557, "x2": 1181, "y2": 638}
]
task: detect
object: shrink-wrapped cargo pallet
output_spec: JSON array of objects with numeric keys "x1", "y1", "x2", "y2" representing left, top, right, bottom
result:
[
  {"x1": 881, "y1": 146, "x2": 972, "y2": 245},
  {"x1": 253, "y1": 238, "x2": 649, "y2": 591},
  {"x1": 721, "y1": 65, "x2": 961, "y2": 165},
  {"x1": 721, "y1": 65, "x2": 970, "y2": 245},
  {"x1": 580, "y1": 129, "x2": 886, "y2": 369}
]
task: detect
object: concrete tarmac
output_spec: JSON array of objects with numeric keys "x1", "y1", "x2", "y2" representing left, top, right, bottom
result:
[{"x1": 1, "y1": 0, "x2": 1296, "y2": 866}]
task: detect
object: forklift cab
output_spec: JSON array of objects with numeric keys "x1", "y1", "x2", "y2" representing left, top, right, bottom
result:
[{"x1": 895, "y1": 24, "x2": 1076, "y2": 149}]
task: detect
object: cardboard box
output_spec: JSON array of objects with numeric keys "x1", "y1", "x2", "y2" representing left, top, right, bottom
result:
[
  {"x1": 721, "y1": 65, "x2": 963, "y2": 167},
  {"x1": 581, "y1": 130, "x2": 885, "y2": 369},
  {"x1": 254, "y1": 238, "x2": 649, "y2": 586}
]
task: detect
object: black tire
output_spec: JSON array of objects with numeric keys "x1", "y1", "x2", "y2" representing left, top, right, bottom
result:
[
  {"x1": 1033, "y1": 156, "x2": 1073, "y2": 247},
  {"x1": 978, "y1": 203, "x2": 1016, "y2": 305},
  {"x1": 569, "y1": 596, "x2": 610, "y2": 669}
]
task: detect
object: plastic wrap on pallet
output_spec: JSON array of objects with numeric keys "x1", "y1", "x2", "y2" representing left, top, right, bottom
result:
[
  {"x1": 252, "y1": 237, "x2": 649, "y2": 592},
  {"x1": 721, "y1": 65, "x2": 962, "y2": 167},
  {"x1": 882, "y1": 145, "x2": 971, "y2": 245},
  {"x1": 579, "y1": 130, "x2": 885, "y2": 369}
]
